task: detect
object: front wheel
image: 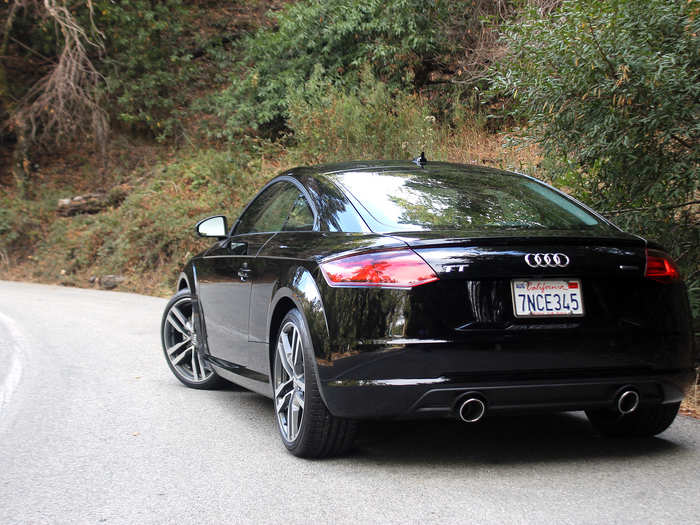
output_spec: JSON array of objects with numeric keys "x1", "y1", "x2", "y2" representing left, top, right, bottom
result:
[
  {"x1": 586, "y1": 402, "x2": 681, "y2": 437},
  {"x1": 273, "y1": 308, "x2": 357, "y2": 458},
  {"x1": 161, "y1": 290, "x2": 225, "y2": 389}
]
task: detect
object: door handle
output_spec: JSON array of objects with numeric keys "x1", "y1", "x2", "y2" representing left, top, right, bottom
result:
[
  {"x1": 237, "y1": 267, "x2": 252, "y2": 281},
  {"x1": 229, "y1": 241, "x2": 247, "y2": 253}
]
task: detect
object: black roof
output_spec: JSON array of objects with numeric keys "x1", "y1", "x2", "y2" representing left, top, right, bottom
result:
[
  {"x1": 282, "y1": 161, "x2": 530, "y2": 193},
  {"x1": 311, "y1": 160, "x2": 521, "y2": 177}
]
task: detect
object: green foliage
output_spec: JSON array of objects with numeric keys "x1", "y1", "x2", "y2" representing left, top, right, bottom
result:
[
  {"x1": 2, "y1": 0, "x2": 204, "y2": 140},
  {"x1": 0, "y1": 193, "x2": 54, "y2": 258},
  {"x1": 286, "y1": 67, "x2": 437, "y2": 163},
  {"x1": 285, "y1": 67, "x2": 538, "y2": 171},
  {"x1": 212, "y1": 0, "x2": 452, "y2": 137},
  {"x1": 1, "y1": 145, "x2": 280, "y2": 294},
  {"x1": 94, "y1": 0, "x2": 199, "y2": 139},
  {"x1": 493, "y1": 0, "x2": 699, "y2": 313}
]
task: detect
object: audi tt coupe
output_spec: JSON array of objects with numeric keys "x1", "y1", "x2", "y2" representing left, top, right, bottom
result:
[{"x1": 160, "y1": 159, "x2": 695, "y2": 457}]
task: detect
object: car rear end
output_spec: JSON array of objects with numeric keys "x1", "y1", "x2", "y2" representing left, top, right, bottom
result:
[{"x1": 314, "y1": 164, "x2": 695, "y2": 421}]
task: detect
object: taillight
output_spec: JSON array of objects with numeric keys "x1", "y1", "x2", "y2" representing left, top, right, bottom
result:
[
  {"x1": 320, "y1": 249, "x2": 439, "y2": 288},
  {"x1": 645, "y1": 249, "x2": 681, "y2": 282}
]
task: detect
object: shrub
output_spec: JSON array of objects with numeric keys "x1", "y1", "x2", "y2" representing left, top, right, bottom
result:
[
  {"x1": 95, "y1": 0, "x2": 199, "y2": 139},
  {"x1": 212, "y1": 0, "x2": 453, "y2": 137},
  {"x1": 72, "y1": 148, "x2": 270, "y2": 277},
  {"x1": 493, "y1": 0, "x2": 699, "y2": 313},
  {"x1": 285, "y1": 66, "x2": 543, "y2": 173},
  {"x1": 1, "y1": 1, "x2": 201, "y2": 144},
  {"x1": 286, "y1": 67, "x2": 437, "y2": 163},
  {"x1": 11, "y1": 145, "x2": 283, "y2": 294},
  {"x1": 0, "y1": 192, "x2": 54, "y2": 261}
]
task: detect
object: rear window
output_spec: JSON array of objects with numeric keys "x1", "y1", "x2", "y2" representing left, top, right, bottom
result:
[{"x1": 330, "y1": 167, "x2": 606, "y2": 233}]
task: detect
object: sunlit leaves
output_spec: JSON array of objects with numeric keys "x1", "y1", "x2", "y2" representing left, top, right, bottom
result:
[
  {"x1": 212, "y1": 0, "x2": 451, "y2": 137},
  {"x1": 492, "y1": 0, "x2": 699, "y2": 312}
]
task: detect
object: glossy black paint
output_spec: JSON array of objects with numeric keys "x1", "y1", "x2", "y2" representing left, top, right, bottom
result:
[{"x1": 177, "y1": 162, "x2": 696, "y2": 418}]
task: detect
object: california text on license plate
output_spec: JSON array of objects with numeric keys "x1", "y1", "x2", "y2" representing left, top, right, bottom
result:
[{"x1": 511, "y1": 279, "x2": 584, "y2": 318}]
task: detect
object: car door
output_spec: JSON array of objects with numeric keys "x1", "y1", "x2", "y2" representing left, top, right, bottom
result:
[
  {"x1": 247, "y1": 192, "x2": 318, "y2": 374},
  {"x1": 196, "y1": 181, "x2": 301, "y2": 368}
]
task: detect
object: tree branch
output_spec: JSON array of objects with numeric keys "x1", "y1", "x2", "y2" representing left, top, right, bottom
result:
[
  {"x1": 8, "y1": 1, "x2": 108, "y2": 151},
  {"x1": 605, "y1": 200, "x2": 700, "y2": 215},
  {"x1": 585, "y1": 16, "x2": 616, "y2": 78},
  {"x1": 670, "y1": 133, "x2": 694, "y2": 150},
  {"x1": 8, "y1": 35, "x2": 55, "y2": 64}
]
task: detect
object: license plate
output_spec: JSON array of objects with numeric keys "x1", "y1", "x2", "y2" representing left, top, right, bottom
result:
[{"x1": 511, "y1": 279, "x2": 584, "y2": 318}]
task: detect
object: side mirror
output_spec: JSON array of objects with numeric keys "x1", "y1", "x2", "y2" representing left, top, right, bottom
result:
[{"x1": 195, "y1": 215, "x2": 228, "y2": 239}]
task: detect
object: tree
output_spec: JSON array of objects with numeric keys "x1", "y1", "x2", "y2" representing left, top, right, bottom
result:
[
  {"x1": 1, "y1": 1, "x2": 197, "y2": 193},
  {"x1": 1, "y1": 1, "x2": 106, "y2": 192},
  {"x1": 212, "y1": 0, "x2": 453, "y2": 138},
  {"x1": 492, "y1": 0, "x2": 699, "y2": 312}
]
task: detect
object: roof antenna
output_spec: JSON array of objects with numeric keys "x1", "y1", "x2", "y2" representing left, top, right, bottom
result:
[{"x1": 413, "y1": 152, "x2": 427, "y2": 167}]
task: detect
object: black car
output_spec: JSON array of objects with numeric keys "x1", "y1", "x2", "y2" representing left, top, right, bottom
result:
[{"x1": 160, "y1": 159, "x2": 695, "y2": 458}]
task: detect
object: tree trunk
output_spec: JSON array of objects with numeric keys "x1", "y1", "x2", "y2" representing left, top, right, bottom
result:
[
  {"x1": 1, "y1": 2, "x2": 31, "y2": 196},
  {"x1": 11, "y1": 116, "x2": 31, "y2": 197}
]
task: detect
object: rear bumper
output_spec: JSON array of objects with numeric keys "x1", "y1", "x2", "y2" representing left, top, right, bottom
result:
[{"x1": 321, "y1": 369, "x2": 696, "y2": 419}]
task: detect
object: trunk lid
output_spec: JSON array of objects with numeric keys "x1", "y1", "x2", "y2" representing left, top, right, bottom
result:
[
  {"x1": 387, "y1": 230, "x2": 677, "y2": 374},
  {"x1": 390, "y1": 230, "x2": 646, "y2": 280}
]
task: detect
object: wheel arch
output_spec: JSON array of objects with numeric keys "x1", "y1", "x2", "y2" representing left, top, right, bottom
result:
[
  {"x1": 176, "y1": 264, "x2": 208, "y2": 354},
  {"x1": 267, "y1": 267, "x2": 331, "y2": 402},
  {"x1": 177, "y1": 272, "x2": 191, "y2": 292}
]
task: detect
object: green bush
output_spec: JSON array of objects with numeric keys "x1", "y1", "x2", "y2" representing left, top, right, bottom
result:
[
  {"x1": 287, "y1": 67, "x2": 437, "y2": 163},
  {"x1": 493, "y1": 0, "x2": 699, "y2": 313},
  {"x1": 0, "y1": 193, "x2": 54, "y2": 260},
  {"x1": 1, "y1": 1, "x2": 201, "y2": 141},
  {"x1": 95, "y1": 0, "x2": 199, "y2": 139},
  {"x1": 16, "y1": 145, "x2": 280, "y2": 293},
  {"x1": 212, "y1": 0, "x2": 453, "y2": 137}
]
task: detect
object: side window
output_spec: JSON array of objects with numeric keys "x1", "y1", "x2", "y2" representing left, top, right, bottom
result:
[
  {"x1": 282, "y1": 195, "x2": 315, "y2": 231},
  {"x1": 235, "y1": 182, "x2": 300, "y2": 235}
]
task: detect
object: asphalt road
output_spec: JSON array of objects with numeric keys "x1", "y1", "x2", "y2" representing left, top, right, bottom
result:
[{"x1": 0, "y1": 280, "x2": 698, "y2": 525}]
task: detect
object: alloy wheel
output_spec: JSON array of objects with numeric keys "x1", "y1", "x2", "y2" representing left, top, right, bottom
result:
[
  {"x1": 162, "y1": 296, "x2": 213, "y2": 383},
  {"x1": 274, "y1": 321, "x2": 305, "y2": 442}
]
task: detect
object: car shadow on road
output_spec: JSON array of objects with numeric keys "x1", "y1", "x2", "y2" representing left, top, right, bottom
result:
[
  {"x1": 350, "y1": 412, "x2": 683, "y2": 465},
  {"x1": 209, "y1": 387, "x2": 685, "y2": 465}
]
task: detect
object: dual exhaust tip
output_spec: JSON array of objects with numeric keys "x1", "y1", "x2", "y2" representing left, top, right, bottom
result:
[
  {"x1": 456, "y1": 387, "x2": 640, "y2": 423},
  {"x1": 457, "y1": 396, "x2": 486, "y2": 423},
  {"x1": 616, "y1": 388, "x2": 640, "y2": 415}
]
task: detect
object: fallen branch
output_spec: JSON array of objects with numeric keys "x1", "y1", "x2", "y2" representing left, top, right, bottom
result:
[
  {"x1": 57, "y1": 193, "x2": 108, "y2": 216},
  {"x1": 5, "y1": 1, "x2": 107, "y2": 151}
]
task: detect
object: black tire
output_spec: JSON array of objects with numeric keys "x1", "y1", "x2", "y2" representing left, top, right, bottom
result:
[
  {"x1": 272, "y1": 308, "x2": 357, "y2": 458},
  {"x1": 161, "y1": 289, "x2": 226, "y2": 390},
  {"x1": 586, "y1": 402, "x2": 681, "y2": 437}
]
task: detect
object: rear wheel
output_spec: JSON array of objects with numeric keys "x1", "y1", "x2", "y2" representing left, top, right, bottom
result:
[
  {"x1": 273, "y1": 308, "x2": 357, "y2": 458},
  {"x1": 586, "y1": 402, "x2": 681, "y2": 437},
  {"x1": 161, "y1": 290, "x2": 225, "y2": 389}
]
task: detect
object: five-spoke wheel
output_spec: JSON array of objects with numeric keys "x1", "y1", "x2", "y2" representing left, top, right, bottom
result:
[
  {"x1": 274, "y1": 321, "x2": 305, "y2": 442},
  {"x1": 272, "y1": 308, "x2": 357, "y2": 457},
  {"x1": 161, "y1": 290, "x2": 222, "y2": 389}
]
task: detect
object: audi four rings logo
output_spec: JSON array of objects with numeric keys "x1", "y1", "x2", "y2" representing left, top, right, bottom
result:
[{"x1": 524, "y1": 253, "x2": 570, "y2": 268}]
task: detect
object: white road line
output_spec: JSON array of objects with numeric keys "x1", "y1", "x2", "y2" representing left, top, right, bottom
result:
[{"x1": 0, "y1": 311, "x2": 25, "y2": 414}]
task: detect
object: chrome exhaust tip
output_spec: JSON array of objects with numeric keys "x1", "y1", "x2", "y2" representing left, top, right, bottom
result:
[
  {"x1": 458, "y1": 397, "x2": 486, "y2": 423},
  {"x1": 617, "y1": 389, "x2": 640, "y2": 415}
]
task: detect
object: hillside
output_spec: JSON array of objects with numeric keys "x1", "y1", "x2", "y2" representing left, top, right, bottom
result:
[
  {"x1": 0, "y1": 1, "x2": 696, "y2": 302},
  {"x1": 0, "y1": 1, "x2": 697, "y2": 416},
  {"x1": 0, "y1": 0, "x2": 549, "y2": 296}
]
